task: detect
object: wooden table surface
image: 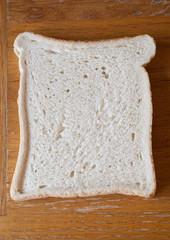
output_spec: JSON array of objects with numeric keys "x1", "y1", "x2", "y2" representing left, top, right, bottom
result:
[{"x1": 0, "y1": 0, "x2": 170, "y2": 239}]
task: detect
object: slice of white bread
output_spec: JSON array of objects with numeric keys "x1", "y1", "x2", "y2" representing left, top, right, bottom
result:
[{"x1": 10, "y1": 32, "x2": 156, "y2": 201}]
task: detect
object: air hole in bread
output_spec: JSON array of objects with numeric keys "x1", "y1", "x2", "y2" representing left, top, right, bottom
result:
[
  {"x1": 94, "y1": 56, "x2": 99, "y2": 59},
  {"x1": 39, "y1": 185, "x2": 47, "y2": 189},
  {"x1": 109, "y1": 165, "x2": 111, "y2": 168},
  {"x1": 83, "y1": 162, "x2": 89, "y2": 169},
  {"x1": 48, "y1": 147, "x2": 52, "y2": 153},
  {"x1": 102, "y1": 71, "x2": 105, "y2": 74},
  {"x1": 131, "y1": 161, "x2": 133, "y2": 166},
  {"x1": 91, "y1": 164, "x2": 96, "y2": 169},
  {"x1": 60, "y1": 71, "x2": 64, "y2": 74},
  {"x1": 31, "y1": 164, "x2": 34, "y2": 171},
  {"x1": 138, "y1": 99, "x2": 141, "y2": 104},
  {"x1": 84, "y1": 74, "x2": 88, "y2": 78},
  {"x1": 117, "y1": 45, "x2": 126, "y2": 48},
  {"x1": 131, "y1": 133, "x2": 135, "y2": 141},
  {"x1": 43, "y1": 110, "x2": 46, "y2": 115},
  {"x1": 31, "y1": 40, "x2": 36, "y2": 43},
  {"x1": 31, "y1": 73, "x2": 34, "y2": 79},
  {"x1": 55, "y1": 79, "x2": 58, "y2": 82},
  {"x1": 70, "y1": 171, "x2": 74, "y2": 177},
  {"x1": 83, "y1": 60, "x2": 89, "y2": 63},
  {"x1": 95, "y1": 68, "x2": 98, "y2": 70},
  {"x1": 50, "y1": 81, "x2": 54, "y2": 83},
  {"x1": 136, "y1": 182, "x2": 140, "y2": 186},
  {"x1": 139, "y1": 153, "x2": 142, "y2": 161},
  {"x1": 100, "y1": 99, "x2": 104, "y2": 111},
  {"x1": 136, "y1": 52, "x2": 140, "y2": 55},
  {"x1": 45, "y1": 50, "x2": 56, "y2": 54}
]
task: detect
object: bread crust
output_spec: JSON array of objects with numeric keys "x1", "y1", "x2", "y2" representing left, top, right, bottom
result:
[{"x1": 10, "y1": 32, "x2": 156, "y2": 201}]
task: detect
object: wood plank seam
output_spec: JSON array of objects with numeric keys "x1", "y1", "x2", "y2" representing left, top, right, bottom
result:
[{"x1": 0, "y1": 0, "x2": 7, "y2": 216}]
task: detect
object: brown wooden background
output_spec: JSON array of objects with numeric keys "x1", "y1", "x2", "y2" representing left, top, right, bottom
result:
[{"x1": 0, "y1": 0, "x2": 170, "y2": 239}]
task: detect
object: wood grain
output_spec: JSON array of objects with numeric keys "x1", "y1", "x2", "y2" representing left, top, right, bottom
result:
[
  {"x1": 0, "y1": 0, "x2": 7, "y2": 216},
  {"x1": 1, "y1": 0, "x2": 170, "y2": 239}
]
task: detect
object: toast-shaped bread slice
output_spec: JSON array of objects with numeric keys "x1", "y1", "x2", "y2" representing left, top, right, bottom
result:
[{"x1": 11, "y1": 32, "x2": 156, "y2": 200}]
